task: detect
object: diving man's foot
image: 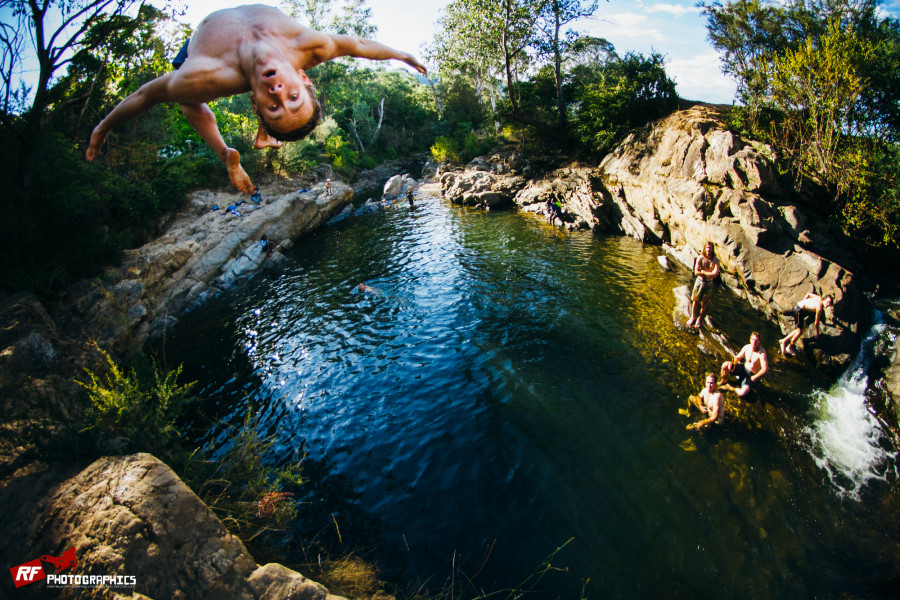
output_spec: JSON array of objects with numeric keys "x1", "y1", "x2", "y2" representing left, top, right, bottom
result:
[{"x1": 225, "y1": 148, "x2": 255, "y2": 194}]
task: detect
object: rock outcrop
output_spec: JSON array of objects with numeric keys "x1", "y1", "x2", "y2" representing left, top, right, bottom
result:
[
  {"x1": 440, "y1": 107, "x2": 872, "y2": 371},
  {"x1": 56, "y1": 181, "x2": 353, "y2": 357},
  {"x1": 440, "y1": 154, "x2": 529, "y2": 209},
  {"x1": 592, "y1": 107, "x2": 867, "y2": 370},
  {"x1": 0, "y1": 453, "x2": 345, "y2": 600}
]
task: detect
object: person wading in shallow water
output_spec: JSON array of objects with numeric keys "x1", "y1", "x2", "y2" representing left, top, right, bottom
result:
[
  {"x1": 687, "y1": 372, "x2": 724, "y2": 430},
  {"x1": 686, "y1": 242, "x2": 719, "y2": 330},
  {"x1": 85, "y1": 4, "x2": 426, "y2": 194}
]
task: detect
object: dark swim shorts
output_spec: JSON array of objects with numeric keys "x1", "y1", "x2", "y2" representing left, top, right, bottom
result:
[
  {"x1": 732, "y1": 363, "x2": 753, "y2": 389},
  {"x1": 172, "y1": 39, "x2": 190, "y2": 69},
  {"x1": 790, "y1": 304, "x2": 812, "y2": 330}
]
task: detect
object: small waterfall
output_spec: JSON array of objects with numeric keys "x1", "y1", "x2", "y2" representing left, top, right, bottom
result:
[{"x1": 805, "y1": 313, "x2": 897, "y2": 498}]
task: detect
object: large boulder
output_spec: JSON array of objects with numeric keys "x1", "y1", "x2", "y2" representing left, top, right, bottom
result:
[
  {"x1": 440, "y1": 155, "x2": 528, "y2": 209},
  {"x1": 2, "y1": 453, "x2": 345, "y2": 600}
]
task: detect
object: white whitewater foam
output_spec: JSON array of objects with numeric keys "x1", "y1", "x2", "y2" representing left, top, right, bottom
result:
[{"x1": 805, "y1": 319, "x2": 897, "y2": 499}]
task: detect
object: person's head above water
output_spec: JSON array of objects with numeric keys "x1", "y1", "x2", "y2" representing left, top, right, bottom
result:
[{"x1": 251, "y1": 67, "x2": 324, "y2": 142}]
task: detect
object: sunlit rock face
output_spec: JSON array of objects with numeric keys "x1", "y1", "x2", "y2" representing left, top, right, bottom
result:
[
  {"x1": 58, "y1": 182, "x2": 352, "y2": 357},
  {"x1": 590, "y1": 106, "x2": 865, "y2": 371},
  {"x1": 438, "y1": 107, "x2": 871, "y2": 371}
]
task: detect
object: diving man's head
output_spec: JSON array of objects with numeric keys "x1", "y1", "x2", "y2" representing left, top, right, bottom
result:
[{"x1": 251, "y1": 66, "x2": 324, "y2": 144}]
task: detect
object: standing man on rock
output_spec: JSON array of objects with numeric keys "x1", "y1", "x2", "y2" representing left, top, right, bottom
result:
[
  {"x1": 720, "y1": 332, "x2": 768, "y2": 398},
  {"x1": 85, "y1": 4, "x2": 427, "y2": 194},
  {"x1": 686, "y1": 241, "x2": 719, "y2": 329}
]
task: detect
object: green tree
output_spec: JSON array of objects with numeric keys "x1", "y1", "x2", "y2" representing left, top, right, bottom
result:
[
  {"x1": 534, "y1": 0, "x2": 600, "y2": 133},
  {"x1": 430, "y1": 0, "x2": 547, "y2": 129},
  {"x1": 0, "y1": 0, "x2": 147, "y2": 195},
  {"x1": 766, "y1": 21, "x2": 874, "y2": 192},
  {"x1": 571, "y1": 52, "x2": 677, "y2": 153}
]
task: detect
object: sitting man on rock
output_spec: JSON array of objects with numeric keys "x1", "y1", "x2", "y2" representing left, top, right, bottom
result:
[
  {"x1": 720, "y1": 332, "x2": 768, "y2": 398},
  {"x1": 86, "y1": 4, "x2": 426, "y2": 194},
  {"x1": 779, "y1": 292, "x2": 833, "y2": 357},
  {"x1": 687, "y1": 372, "x2": 724, "y2": 430}
]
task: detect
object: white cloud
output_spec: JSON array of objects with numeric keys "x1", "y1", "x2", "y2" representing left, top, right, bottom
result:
[
  {"x1": 595, "y1": 13, "x2": 666, "y2": 41},
  {"x1": 646, "y1": 3, "x2": 700, "y2": 17},
  {"x1": 666, "y1": 50, "x2": 737, "y2": 104}
]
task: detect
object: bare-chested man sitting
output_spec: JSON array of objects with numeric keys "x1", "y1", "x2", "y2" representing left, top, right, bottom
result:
[
  {"x1": 686, "y1": 372, "x2": 724, "y2": 430},
  {"x1": 720, "y1": 332, "x2": 768, "y2": 398},
  {"x1": 85, "y1": 4, "x2": 426, "y2": 194}
]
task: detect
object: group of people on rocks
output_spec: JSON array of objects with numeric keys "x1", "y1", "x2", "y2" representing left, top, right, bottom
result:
[{"x1": 683, "y1": 241, "x2": 834, "y2": 431}]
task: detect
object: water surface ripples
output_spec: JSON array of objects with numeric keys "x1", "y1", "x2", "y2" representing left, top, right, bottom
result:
[{"x1": 166, "y1": 190, "x2": 900, "y2": 598}]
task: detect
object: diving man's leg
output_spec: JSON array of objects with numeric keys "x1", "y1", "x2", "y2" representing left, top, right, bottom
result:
[{"x1": 180, "y1": 103, "x2": 254, "y2": 194}]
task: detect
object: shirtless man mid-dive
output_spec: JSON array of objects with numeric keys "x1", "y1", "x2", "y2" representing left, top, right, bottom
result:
[
  {"x1": 720, "y1": 332, "x2": 768, "y2": 398},
  {"x1": 85, "y1": 4, "x2": 426, "y2": 193}
]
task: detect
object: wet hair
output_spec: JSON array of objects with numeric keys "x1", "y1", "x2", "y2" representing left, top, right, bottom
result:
[
  {"x1": 703, "y1": 241, "x2": 716, "y2": 259},
  {"x1": 258, "y1": 79, "x2": 324, "y2": 142}
]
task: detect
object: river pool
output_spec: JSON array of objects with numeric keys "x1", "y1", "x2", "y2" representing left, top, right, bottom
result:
[{"x1": 164, "y1": 187, "x2": 900, "y2": 598}]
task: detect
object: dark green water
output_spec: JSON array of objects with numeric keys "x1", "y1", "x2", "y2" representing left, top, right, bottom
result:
[{"x1": 165, "y1": 189, "x2": 900, "y2": 598}]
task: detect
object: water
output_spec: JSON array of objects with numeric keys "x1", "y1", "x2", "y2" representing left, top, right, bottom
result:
[
  {"x1": 164, "y1": 188, "x2": 900, "y2": 598},
  {"x1": 805, "y1": 318, "x2": 898, "y2": 498}
]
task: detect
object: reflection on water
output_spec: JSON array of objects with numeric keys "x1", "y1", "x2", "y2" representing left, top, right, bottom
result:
[
  {"x1": 165, "y1": 189, "x2": 900, "y2": 598},
  {"x1": 805, "y1": 318, "x2": 898, "y2": 498}
]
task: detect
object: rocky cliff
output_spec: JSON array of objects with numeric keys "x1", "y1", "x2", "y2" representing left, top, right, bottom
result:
[
  {"x1": 55, "y1": 179, "x2": 353, "y2": 359},
  {"x1": 440, "y1": 106, "x2": 874, "y2": 373}
]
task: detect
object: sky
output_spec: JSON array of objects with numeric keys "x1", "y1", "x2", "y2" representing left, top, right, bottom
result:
[
  {"x1": 177, "y1": 0, "x2": 742, "y2": 103},
  {"x1": 6, "y1": 0, "x2": 900, "y2": 106}
]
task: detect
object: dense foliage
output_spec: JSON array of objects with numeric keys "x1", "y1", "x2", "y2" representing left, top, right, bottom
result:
[
  {"x1": 7, "y1": 0, "x2": 895, "y2": 301},
  {"x1": 701, "y1": 0, "x2": 900, "y2": 249}
]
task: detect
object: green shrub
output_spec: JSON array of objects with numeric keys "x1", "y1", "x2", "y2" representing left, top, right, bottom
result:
[
  {"x1": 180, "y1": 410, "x2": 303, "y2": 558},
  {"x1": 431, "y1": 135, "x2": 460, "y2": 164},
  {"x1": 78, "y1": 345, "x2": 196, "y2": 456}
]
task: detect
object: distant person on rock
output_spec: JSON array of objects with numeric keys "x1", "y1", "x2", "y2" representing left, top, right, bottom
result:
[
  {"x1": 720, "y1": 332, "x2": 768, "y2": 398},
  {"x1": 686, "y1": 242, "x2": 720, "y2": 329},
  {"x1": 325, "y1": 178, "x2": 333, "y2": 195},
  {"x1": 85, "y1": 5, "x2": 426, "y2": 195},
  {"x1": 686, "y1": 372, "x2": 724, "y2": 430},
  {"x1": 779, "y1": 292, "x2": 833, "y2": 356},
  {"x1": 547, "y1": 198, "x2": 562, "y2": 226}
]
